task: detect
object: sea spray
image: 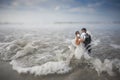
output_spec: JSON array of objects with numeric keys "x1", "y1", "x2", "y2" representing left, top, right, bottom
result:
[
  {"x1": 0, "y1": 39, "x2": 72, "y2": 75},
  {"x1": 0, "y1": 36, "x2": 120, "y2": 76},
  {"x1": 10, "y1": 60, "x2": 71, "y2": 76},
  {"x1": 110, "y1": 44, "x2": 120, "y2": 49},
  {"x1": 89, "y1": 58, "x2": 114, "y2": 76},
  {"x1": 70, "y1": 39, "x2": 119, "y2": 76}
]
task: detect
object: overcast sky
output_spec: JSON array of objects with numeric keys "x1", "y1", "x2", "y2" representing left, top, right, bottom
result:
[{"x1": 0, "y1": 0, "x2": 120, "y2": 23}]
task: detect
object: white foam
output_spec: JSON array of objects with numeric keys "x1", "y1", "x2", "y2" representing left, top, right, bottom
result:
[
  {"x1": 112, "y1": 59, "x2": 120, "y2": 72},
  {"x1": 10, "y1": 60, "x2": 71, "y2": 76},
  {"x1": 0, "y1": 36, "x2": 120, "y2": 76},
  {"x1": 90, "y1": 58, "x2": 114, "y2": 76},
  {"x1": 0, "y1": 39, "x2": 72, "y2": 75},
  {"x1": 70, "y1": 39, "x2": 119, "y2": 76},
  {"x1": 110, "y1": 44, "x2": 120, "y2": 49},
  {"x1": 91, "y1": 39, "x2": 101, "y2": 47}
]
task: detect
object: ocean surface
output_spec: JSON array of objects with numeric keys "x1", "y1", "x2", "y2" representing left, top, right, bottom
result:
[{"x1": 0, "y1": 23, "x2": 120, "y2": 80}]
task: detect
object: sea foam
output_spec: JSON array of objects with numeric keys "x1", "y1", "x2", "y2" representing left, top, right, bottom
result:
[{"x1": 0, "y1": 36, "x2": 120, "y2": 76}]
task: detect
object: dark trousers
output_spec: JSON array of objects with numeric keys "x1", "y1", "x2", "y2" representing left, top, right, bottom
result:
[{"x1": 85, "y1": 44, "x2": 91, "y2": 54}]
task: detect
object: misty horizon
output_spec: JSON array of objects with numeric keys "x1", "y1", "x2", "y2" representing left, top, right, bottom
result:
[
  {"x1": 0, "y1": 0, "x2": 120, "y2": 23},
  {"x1": 0, "y1": 21, "x2": 120, "y2": 24}
]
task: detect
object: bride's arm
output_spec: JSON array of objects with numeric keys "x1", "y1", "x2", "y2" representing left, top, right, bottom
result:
[{"x1": 75, "y1": 37, "x2": 81, "y2": 45}]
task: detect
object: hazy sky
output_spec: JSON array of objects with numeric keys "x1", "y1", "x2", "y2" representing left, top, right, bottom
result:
[{"x1": 0, "y1": 0, "x2": 120, "y2": 23}]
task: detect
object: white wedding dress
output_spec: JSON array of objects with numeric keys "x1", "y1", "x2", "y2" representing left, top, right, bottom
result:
[{"x1": 71, "y1": 39, "x2": 86, "y2": 59}]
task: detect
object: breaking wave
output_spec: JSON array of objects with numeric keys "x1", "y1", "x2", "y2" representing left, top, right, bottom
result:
[
  {"x1": 0, "y1": 33, "x2": 120, "y2": 76},
  {"x1": 110, "y1": 44, "x2": 120, "y2": 49}
]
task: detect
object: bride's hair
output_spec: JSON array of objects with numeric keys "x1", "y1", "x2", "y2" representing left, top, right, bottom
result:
[{"x1": 75, "y1": 31, "x2": 80, "y2": 36}]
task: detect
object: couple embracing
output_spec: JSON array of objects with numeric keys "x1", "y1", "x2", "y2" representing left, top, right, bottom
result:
[{"x1": 75, "y1": 28, "x2": 92, "y2": 54}]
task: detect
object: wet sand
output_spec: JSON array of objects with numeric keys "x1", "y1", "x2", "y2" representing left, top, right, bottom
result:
[{"x1": 0, "y1": 59, "x2": 120, "y2": 80}]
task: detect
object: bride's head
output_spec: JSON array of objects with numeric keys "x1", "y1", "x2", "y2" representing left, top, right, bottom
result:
[{"x1": 75, "y1": 31, "x2": 80, "y2": 37}]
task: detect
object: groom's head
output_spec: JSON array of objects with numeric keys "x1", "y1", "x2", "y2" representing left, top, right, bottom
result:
[{"x1": 81, "y1": 28, "x2": 87, "y2": 33}]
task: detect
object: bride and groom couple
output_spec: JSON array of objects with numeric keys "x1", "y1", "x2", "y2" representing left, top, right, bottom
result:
[
  {"x1": 75, "y1": 28, "x2": 92, "y2": 53},
  {"x1": 71, "y1": 28, "x2": 92, "y2": 59},
  {"x1": 70, "y1": 28, "x2": 91, "y2": 59}
]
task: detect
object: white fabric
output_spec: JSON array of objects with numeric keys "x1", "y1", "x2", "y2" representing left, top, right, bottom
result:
[
  {"x1": 71, "y1": 38, "x2": 85, "y2": 59},
  {"x1": 80, "y1": 32, "x2": 86, "y2": 40},
  {"x1": 74, "y1": 44, "x2": 85, "y2": 59}
]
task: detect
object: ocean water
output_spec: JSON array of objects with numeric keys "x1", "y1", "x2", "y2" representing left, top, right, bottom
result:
[{"x1": 0, "y1": 23, "x2": 120, "y2": 78}]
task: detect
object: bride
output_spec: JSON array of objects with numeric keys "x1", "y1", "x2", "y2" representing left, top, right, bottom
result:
[{"x1": 71, "y1": 31, "x2": 86, "y2": 59}]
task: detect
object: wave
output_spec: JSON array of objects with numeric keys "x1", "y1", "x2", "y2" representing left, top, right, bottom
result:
[
  {"x1": 10, "y1": 60, "x2": 71, "y2": 76},
  {"x1": 0, "y1": 37, "x2": 120, "y2": 76},
  {"x1": 0, "y1": 39, "x2": 72, "y2": 76},
  {"x1": 70, "y1": 39, "x2": 118, "y2": 76},
  {"x1": 110, "y1": 44, "x2": 120, "y2": 49}
]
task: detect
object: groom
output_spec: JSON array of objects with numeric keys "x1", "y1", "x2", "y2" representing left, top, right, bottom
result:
[{"x1": 80, "y1": 28, "x2": 92, "y2": 53}]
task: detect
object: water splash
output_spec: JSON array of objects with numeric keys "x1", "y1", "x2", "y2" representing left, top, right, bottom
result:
[
  {"x1": 0, "y1": 35, "x2": 120, "y2": 76},
  {"x1": 69, "y1": 39, "x2": 120, "y2": 76},
  {"x1": 110, "y1": 44, "x2": 120, "y2": 49}
]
